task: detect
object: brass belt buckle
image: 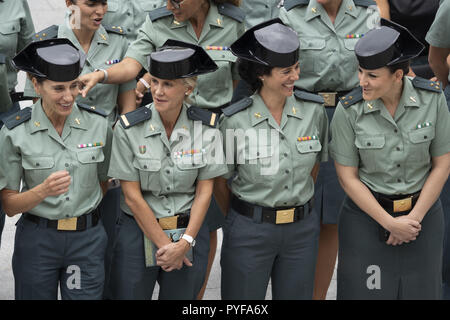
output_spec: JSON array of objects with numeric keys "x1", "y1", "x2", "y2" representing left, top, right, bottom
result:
[
  {"x1": 57, "y1": 217, "x2": 78, "y2": 231},
  {"x1": 276, "y1": 208, "x2": 295, "y2": 224},
  {"x1": 393, "y1": 197, "x2": 412, "y2": 213},
  {"x1": 318, "y1": 92, "x2": 337, "y2": 107},
  {"x1": 159, "y1": 215, "x2": 178, "y2": 230}
]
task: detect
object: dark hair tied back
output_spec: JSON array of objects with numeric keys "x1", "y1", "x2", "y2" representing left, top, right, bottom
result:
[{"x1": 237, "y1": 58, "x2": 273, "y2": 93}]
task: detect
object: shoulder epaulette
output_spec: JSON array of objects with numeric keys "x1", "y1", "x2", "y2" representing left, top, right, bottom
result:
[
  {"x1": 222, "y1": 97, "x2": 253, "y2": 116},
  {"x1": 78, "y1": 103, "x2": 107, "y2": 117},
  {"x1": 103, "y1": 25, "x2": 127, "y2": 35},
  {"x1": 119, "y1": 107, "x2": 152, "y2": 129},
  {"x1": 187, "y1": 106, "x2": 219, "y2": 128},
  {"x1": 339, "y1": 87, "x2": 363, "y2": 108},
  {"x1": 412, "y1": 77, "x2": 442, "y2": 93},
  {"x1": 217, "y1": 3, "x2": 245, "y2": 23},
  {"x1": 4, "y1": 107, "x2": 32, "y2": 130},
  {"x1": 33, "y1": 25, "x2": 58, "y2": 41},
  {"x1": 294, "y1": 89, "x2": 324, "y2": 104},
  {"x1": 0, "y1": 53, "x2": 6, "y2": 64},
  {"x1": 353, "y1": 0, "x2": 377, "y2": 7},
  {"x1": 284, "y1": 0, "x2": 310, "y2": 11},
  {"x1": 149, "y1": 7, "x2": 173, "y2": 22}
]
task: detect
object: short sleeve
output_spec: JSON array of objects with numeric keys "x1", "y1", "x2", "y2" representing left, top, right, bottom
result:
[
  {"x1": 197, "y1": 127, "x2": 229, "y2": 180},
  {"x1": 426, "y1": 0, "x2": 450, "y2": 48},
  {"x1": 430, "y1": 92, "x2": 450, "y2": 157},
  {"x1": 218, "y1": 116, "x2": 237, "y2": 179},
  {"x1": 329, "y1": 103, "x2": 360, "y2": 167},
  {"x1": 107, "y1": 124, "x2": 140, "y2": 181},
  {"x1": 17, "y1": 0, "x2": 35, "y2": 53},
  {"x1": 318, "y1": 105, "x2": 329, "y2": 163},
  {"x1": 125, "y1": 16, "x2": 157, "y2": 70},
  {"x1": 0, "y1": 129, "x2": 22, "y2": 191}
]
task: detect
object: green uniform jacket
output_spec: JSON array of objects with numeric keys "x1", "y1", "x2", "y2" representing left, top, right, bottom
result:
[
  {"x1": 108, "y1": 103, "x2": 229, "y2": 218},
  {"x1": 329, "y1": 77, "x2": 450, "y2": 195},
  {"x1": 0, "y1": 100, "x2": 113, "y2": 220},
  {"x1": 241, "y1": 0, "x2": 280, "y2": 29},
  {"x1": 220, "y1": 92, "x2": 329, "y2": 207},
  {"x1": 125, "y1": 3, "x2": 245, "y2": 109},
  {"x1": 279, "y1": 0, "x2": 380, "y2": 92}
]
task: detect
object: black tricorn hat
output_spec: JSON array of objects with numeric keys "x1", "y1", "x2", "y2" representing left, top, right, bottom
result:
[
  {"x1": 149, "y1": 39, "x2": 218, "y2": 79},
  {"x1": 355, "y1": 18, "x2": 424, "y2": 70},
  {"x1": 12, "y1": 38, "x2": 84, "y2": 82},
  {"x1": 230, "y1": 18, "x2": 299, "y2": 68}
]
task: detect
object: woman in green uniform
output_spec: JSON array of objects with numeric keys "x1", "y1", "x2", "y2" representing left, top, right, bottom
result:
[
  {"x1": 279, "y1": 0, "x2": 381, "y2": 299},
  {"x1": 215, "y1": 19, "x2": 328, "y2": 300},
  {"x1": 107, "y1": 40, "x2": 228, "y2": 299},
  {"x1": 330, "y1": 19, "x2": 450, "y2": 299},
  {"x1": 0, "y1": 0, "x2": 35, "y2": 247},
  {"x1": 0, "y1": 38, "x2": 112, "y2": 300},
  {"x1": 78, "y1": 0, "x2": 245, "y2": 299}
]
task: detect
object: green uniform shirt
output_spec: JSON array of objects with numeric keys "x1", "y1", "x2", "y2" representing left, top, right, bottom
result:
[
  {"x1": 220, "y1": 93, "x2": 329, "y2": 207},
  {"x1": 279, "y1": 0, "x2": 379, "y2": 92},
  {"x1": 329, "y1": 77, "x2": 450, "y2": 195},
  {"x1": 24, "y1": 23, "x2": 136, "y2": 122},
  {"x1": 108, "y1": 104, "x2": 229, "y2": 218},
  {"x1": 241, "y1": 0, "x2": 280, "y2": 29},
  {"x1": 125, "y1": 3, "x2": 245, "y2": 109},
  {"x1": 103, "y1": 0, "x2": 166, "y2": 44},
  {"x1": 0, "y1": 0, "x2": 35, "y2": 92},
  {"x1": 0, "y1": 55, "x2": 12, "y2": 112},
  {"x1": 0, "y1": 100, "x2": 113, "y2": 220},
  {"x1": 425, "y1": 0, "x2": 450, "y2": 81}
]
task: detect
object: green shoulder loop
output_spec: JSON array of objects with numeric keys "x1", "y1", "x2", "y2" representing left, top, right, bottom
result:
[
  {"x1": 78, "y1": 103, "x2": 108, "y2": 117},
  {"x1": 33, "y1": 25, "x2": 58, "y2": 41},
  {"x1": 103, "y1": 25, "x2": 127, "y2": 35},
  {"x1": 4, "y1": 107, "x2": 32, "y2": 130},
  {"x1": 284, "y1": 0, "x2": 310, "y2": 11},
  {"x1": 339, "y1": 87, "x2": 363, "y2": 109},
  {"x1": 217, "y1": 3, "x2": 245, "y2": 23},
  {"x1": 411, "y1": 77, "x2": 442, "y2": 93},
  {"x1": 149, "y1": 7, "x2": 173, "y2": 22},
  {"x1": 222, "y1": 97, "x2": 253, "y2": 117},
  {"x1": 119, "y1": 107, "x2": 152, "y2": 129},
  {"x1": 294, "y1": 89, "x2": 324, "y2": 104},
  {"x1": 353, "y1": 0, "x2": 377, "y2": 7},
  {"x1": 187, "y1": 106, "x2": 219, "y2": 128}
]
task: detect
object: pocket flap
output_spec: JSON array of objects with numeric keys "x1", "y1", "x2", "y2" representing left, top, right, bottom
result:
[
  {"x1": 0, "y1": 20, "x2": 20, "y2": 35},
  {"x1": 355, "y1": 135, "x2": 385, "y2": 149},
  {"x1": 343, "y1": 38, "x2": 358, "y2": 50},
  {"x1": 206, "y1": 50, "x2": 237, "y2": 62},
  {"x1": 22, "y1": 156, "x2": 55, "y2": 169},
  {"x1": 133, "y1": 156, "x2": 161, "y2": 171},
  {"x1": 76, "y1": 148, "x2": 105, "y2": 164},
  {"x1": 409, "y1": 127, "x2": 435, "y2": 143},
  {"x1": 176, "y1": 153, "x2": 206, "y2": 170},
  {"x1": 139, "y1": 0, "x2": 161, "y2": 10},
  {"x1": 296, "y1": 140, "x2": 322, "y2": 153},
  {"x1": 245, "y1": 145, "x2": 274, "y2": 160},
  {"x1": 300, "y1": 37, "x2": 326, "y2": 50}
]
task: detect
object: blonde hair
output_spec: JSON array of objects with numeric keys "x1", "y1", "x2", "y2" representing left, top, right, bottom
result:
[{"x1": 182, "y1": 76, "x2": 197, "y2": 104}]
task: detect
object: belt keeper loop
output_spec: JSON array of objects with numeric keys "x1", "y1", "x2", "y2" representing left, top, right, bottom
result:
[{"x1": 253, "y1": 206, "x2": 263, "y2": 224}]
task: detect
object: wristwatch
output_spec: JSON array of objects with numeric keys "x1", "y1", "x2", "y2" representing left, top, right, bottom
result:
[{"x1": 181, "y1": 234, "x2": 196, "y2": 247}]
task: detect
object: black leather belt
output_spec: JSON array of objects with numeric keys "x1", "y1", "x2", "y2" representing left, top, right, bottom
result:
[
  {"x1": 24, "y1": 207, "x2": 100, "y2": 231},
  {"x1": 123, "y1": 211, "x2": 190, "y2": 230},
  {"x1": 371, "y1": 190, "x2": 421, "y2": 215},
  {"x1": 231, "y1": 195, "x2": 314, "y2": 224}
]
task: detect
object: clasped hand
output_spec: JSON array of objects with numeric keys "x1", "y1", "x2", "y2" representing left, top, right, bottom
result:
[{"x1": 156, "y1": 241, "x2": 193, "y2": 272}]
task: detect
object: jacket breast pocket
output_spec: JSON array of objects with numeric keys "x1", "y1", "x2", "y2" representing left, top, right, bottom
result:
[
  {"x1": 198, "y1": 50, "x2": 236, "y2": 96},
  {"x1": 76, "y1": 148, "x2": 105, "y2": 188},
  {"x1": 355, "y1": 135, "x2": 385, "y2": 173},
  {"x1": 295, "y1": 140, "x2": 322, "y2": 172},
  {"x1": 0, "y1": 20, "x2": 20, "y2": 57},
  {"x1": 22, "y1": 156, "x2": 55, "y2": 188},
  {"x1": 243, "y1": 145, "x2": 277, "y2": 183},
  {"x1": 407, "y1": 127, "x2": 435, "y2": 163},
  {"x1": 299, "y1": 37, "x2": 326, "y2": 73},
  {"x1": 175, "y1": 153, "x2": 206, "y2": 190},
  {"x1": 133, "y1": 156, "x2": 161, "y2": 191}
]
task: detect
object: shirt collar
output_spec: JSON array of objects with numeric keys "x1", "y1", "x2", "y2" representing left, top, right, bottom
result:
[{"x1": 285, "y1": 95, "x2": 304, "y2": 120}]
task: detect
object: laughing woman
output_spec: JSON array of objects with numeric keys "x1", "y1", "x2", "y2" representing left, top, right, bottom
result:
[
  {"x1": 330, "y1": 19, "x2": 450, "y2": 299},
  {"x1": 0, "y1": 39, "x2": 112, "y2": 300},
  {"x1": 107, "y1": 41, "x2": 228, "y2": 300}
]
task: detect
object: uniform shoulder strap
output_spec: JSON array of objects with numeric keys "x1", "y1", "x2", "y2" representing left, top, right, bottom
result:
[
  {"x1": 149, "y1": 7, "x2": 173, "y2": 22},
  {"x1": 284, "y1": 0, "x2": 310, "y2": 11},
  {"x1": 33, "y1": 25, "x2": 58, "y2": 41},
  {"x1": 411, "y1": 76, "x2": 442, "y2": 93},
  {"x1": 186, "y1": 106, "x2": 219, "y2": 128},
  {"x1": 217, "y1": 3, "x2": 245, "y2": 23},
  {"x1": 222, "y1": 97, "x2": 253, "y2": 116},
  {"x1": 78, "y1": 103, "x2": 107, "y2": 117},
  {"x1": 294, "y1": 89, "x2": 324, "y2": 104},
  {"x1": 103, "y1": 24, "x2": 127, "y2": 35},
  {"x1": 119, "y1": 107, "x2": 152, "y2": 129},
  {"x1": 4, "y1": 107, "x2": 32, "y2": 130},
  {"x1": 353, "y1": 0, "x2": 377, "y2": 7},
  {"x1": 339, "y1": 87, "x2": 363, "y2": 108}
]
